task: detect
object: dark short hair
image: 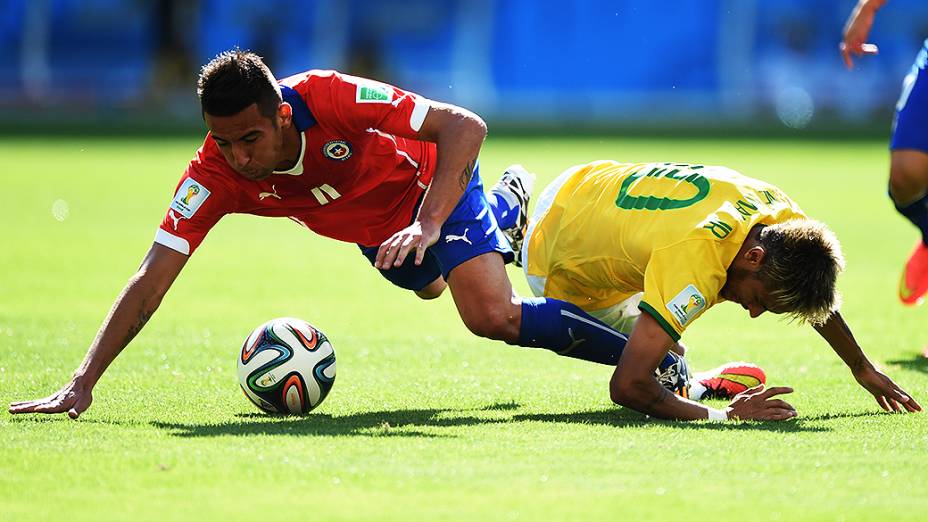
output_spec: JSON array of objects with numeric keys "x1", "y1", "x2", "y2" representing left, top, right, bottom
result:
[
  {"x1": 197, "y1": 49, "x2": 281, "y2": 120},
  {"x1": 757, "y1": 219, "x2": 845, "y2": 325}
]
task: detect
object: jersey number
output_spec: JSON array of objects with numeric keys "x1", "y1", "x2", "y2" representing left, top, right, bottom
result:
[
  {"x1": 310, "y1": 184, "x2": 342, "y2": 205},
  {"x1": 615, "y1": 164, "x2": 709, "y2": 211}
]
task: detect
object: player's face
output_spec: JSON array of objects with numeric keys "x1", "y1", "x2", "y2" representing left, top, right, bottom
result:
[
  {"x1": 720, "y1": 273, "x2": 778, "y2": 318},
  {"x1": 205, "y1": 103, "x2": 286, "y2": 181},
  {"x1": 721, "y1": 243, "x2": 785, "y2": 318},
  {"x1": 719, "y1": 274, "x2": 770, "y2": 319}
]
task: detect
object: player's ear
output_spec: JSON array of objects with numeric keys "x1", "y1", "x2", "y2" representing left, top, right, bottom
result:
[
  {"x1": 745, "y1": 245, "x2": 766, "y2": 268},
  {"x1": 278, "y1": 102, "x2": 293, "y2": 128}
]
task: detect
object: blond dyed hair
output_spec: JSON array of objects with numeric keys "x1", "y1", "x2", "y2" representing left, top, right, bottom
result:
[{"x1": 757, "y1": 219, "x2": 845, "y2": 325}]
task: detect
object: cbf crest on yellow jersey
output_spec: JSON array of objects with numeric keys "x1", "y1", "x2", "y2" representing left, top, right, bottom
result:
[{"x1": 526, "y1": 160, "x2": 806, "y2": 341}]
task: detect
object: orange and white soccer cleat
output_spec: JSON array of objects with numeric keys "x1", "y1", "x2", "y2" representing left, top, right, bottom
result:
[
  {"x1": 899, "y1": 241, "x2": 928, "y2": 306},
  {"x1": 690, "y1": 362, "x2": 766, "y2": 401}
]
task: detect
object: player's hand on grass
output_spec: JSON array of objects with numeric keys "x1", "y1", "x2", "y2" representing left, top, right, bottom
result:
[
  {"x1": 840, "y1": 1, "x2": 880, "y2": 69},
  {"x1": 726, "y1": 385, "x2": 797, "y2": 421},
  {"x1": 8, "y1": 377, "x2": 93, "y2": 419},
  {"x1": 376, "y1": 220, "x2": 442, "y2": 269},
  {"x1": 853, "y1": 365, "x2": 922, "y2": 413}
]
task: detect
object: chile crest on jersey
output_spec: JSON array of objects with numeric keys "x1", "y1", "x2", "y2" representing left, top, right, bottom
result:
[{"x1": 323, "y1": 140, "x2": 352, "y2": 161}]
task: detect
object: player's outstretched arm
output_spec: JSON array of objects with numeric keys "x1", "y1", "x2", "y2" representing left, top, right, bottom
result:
[
  {"x1": 610, "y1": 312, "x2": 797, "y2": 421},
  {"x1": 375, "y1": 102, "x2": 488, "y2": 269},
  {"x1": 840, "y1": 0, "x2": 885, "y2": 69},
  {"x1": 8, "y1": 243, "x2": 188, "y2": 418},
  {"x1": 813, "y1": 311, "x2": 922, "y2": 413}
]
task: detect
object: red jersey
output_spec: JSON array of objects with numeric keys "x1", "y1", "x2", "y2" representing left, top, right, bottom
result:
[{"x1": 154, "y1": 70, "x2": 437, "y2": 255}]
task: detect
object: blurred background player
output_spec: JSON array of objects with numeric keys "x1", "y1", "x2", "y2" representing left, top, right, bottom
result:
[
  {"x1": 517, "y1": 160, "x2": 922, "y2": 421},
  {"x1": 842, "y1": 0, "x2": 928, "y2": 307}
]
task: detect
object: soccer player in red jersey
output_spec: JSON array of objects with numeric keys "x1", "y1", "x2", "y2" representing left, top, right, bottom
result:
[{"x1": 10, "y1": 50, "x2": 791, "y2": 421}]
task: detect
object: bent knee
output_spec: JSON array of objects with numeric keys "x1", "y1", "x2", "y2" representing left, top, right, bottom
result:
[
  {"x1": 889, "y1": 151, "x2": 928, "y2": 204},
  {"x1": 460, "y1": 308, "x2": 519, "y2": 342},
  {"x1": 415, "y1": 278, "x2": 447, "y2": 300}
]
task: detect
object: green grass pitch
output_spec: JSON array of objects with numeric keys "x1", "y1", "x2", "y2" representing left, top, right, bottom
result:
[{"x1": 1, "y1": 135, "x2": 926, "y2": 521}]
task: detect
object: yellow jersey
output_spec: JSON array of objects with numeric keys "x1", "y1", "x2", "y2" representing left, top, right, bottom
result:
[{"x1": 526, "y1": 160, "x2": 806, "y2": 341}]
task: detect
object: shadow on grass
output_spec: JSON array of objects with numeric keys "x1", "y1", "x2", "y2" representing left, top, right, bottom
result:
[
  {"x1": 887, "y1": 353, "x2": 928, "y2": 374},
  {"x1": 512, "y1": 410, "x2": 830, "y2": 433},
  {"x1": 151, "y1": 401, "x2": 831, "y2": 438},
  {"x1": 797, "y1": 410, "x2": 910, "y2": 422}
]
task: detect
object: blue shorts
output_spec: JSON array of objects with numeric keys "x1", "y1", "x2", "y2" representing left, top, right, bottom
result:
[
  {"x1": 359, "y1": 164, "x2": 514, "y2": 291},
  {"x1": 891, "y1": 39, "x2": 928, "y2": 152}
]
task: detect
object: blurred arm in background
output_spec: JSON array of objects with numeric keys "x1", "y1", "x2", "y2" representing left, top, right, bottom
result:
[{"x1": 841, "y1": 0, "x2": 888, "y2": 69}]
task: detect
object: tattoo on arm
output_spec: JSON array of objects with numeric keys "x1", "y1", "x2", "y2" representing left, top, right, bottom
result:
[
  {"x1": 645, "y1": 386, "x2": 671, "y2": 410},
  {"x1": 458, "y1": 159, "x2": 476, "y2": 191},
  {"x1": 122, "y1": 309, "x2": 153, "y2": 347}
]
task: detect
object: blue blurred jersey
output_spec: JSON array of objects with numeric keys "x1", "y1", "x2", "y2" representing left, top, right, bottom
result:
[{"x1": 891, "y1": 39, "x2": 928, "y2": 152}]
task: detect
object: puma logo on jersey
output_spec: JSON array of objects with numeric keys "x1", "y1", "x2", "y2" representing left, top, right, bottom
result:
[
  {"x1": 444, "y1": 228, "x2": 472, "y2": 245},
  {"x1": 259, "y1": 185, "x2": 281, "y2": 200},
  {"x1": 167, "y1": 209, "x2": 182, "y2": 230}
]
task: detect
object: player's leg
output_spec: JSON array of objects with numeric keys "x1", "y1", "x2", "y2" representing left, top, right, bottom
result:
[
  {"x1": 890, "y1": 39, "x2": 928, "y2": 305},
  {"x1": 358, "y1": 244, "x2": 448, "y2": 300},
  {"x1": 415, "y1": 277, "x2": 447, "y2": 300},
  {"x1": 890, "y1": 151, "x2": 928, "y2": 305},
  {"x1": 446, "y1": 258, "x2": 689, "y2": 395},
  {"x1": 445, "y1": 252, "x2": 669, "y2": 366},
  {"x1": 429, "y1": 163, "x2": 647, "y2": 365},
  {"x1": 486, "y1": 165, "x2": 536, "y2": 265}
]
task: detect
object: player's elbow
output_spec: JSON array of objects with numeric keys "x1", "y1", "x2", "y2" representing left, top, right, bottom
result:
[
  {"x1": 450, "y1": 105, "x2": 486, "y2": 141},
  {"x1": 467, "y1": 112, "x2": 488, "y2": 141},
  {"x1": 609, "y1": 373, "x2": 651, "y2": 409}
]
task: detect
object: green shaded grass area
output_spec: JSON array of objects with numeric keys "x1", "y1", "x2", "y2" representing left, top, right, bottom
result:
[{"x1": 1, "y1": 136, "x2": 926, "y2": 521}]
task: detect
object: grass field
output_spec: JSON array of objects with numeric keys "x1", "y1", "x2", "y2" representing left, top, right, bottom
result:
[{"x1": 1, "y1": 135, "x2": 927, "y2": 521}]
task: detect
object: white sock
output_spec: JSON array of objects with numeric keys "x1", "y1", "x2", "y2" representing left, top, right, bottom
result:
[{"x1": 689, "y1": 380, "x2": 708, "y2": 401}]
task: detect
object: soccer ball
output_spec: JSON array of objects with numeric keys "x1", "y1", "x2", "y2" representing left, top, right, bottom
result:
[{"x1": 237, "y1": 317, "x2": 336, "y2": 415}]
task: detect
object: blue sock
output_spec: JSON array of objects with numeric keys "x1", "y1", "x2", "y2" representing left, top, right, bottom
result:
[
  {"x1": 893, "y1": 191, "x2": 928, "y2": 245},
  {"x1": 518, "y1": 297, "x2": 677, "y2": 369},
  {"x1": 487, "y1": 191, "x2": 519, "y2": 230}
]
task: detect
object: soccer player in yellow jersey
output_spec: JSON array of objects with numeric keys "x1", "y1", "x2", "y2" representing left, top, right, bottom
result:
[{"x1": 521, "y1": 160, "x2": 922, "y2": 421}]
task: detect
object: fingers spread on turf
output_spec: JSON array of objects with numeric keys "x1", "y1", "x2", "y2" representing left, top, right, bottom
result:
[
  {"x1": 892, "y1": 388, "x2": 911, "y2": 403},
  {"x1": 765, "y1": 408, "x2": 797, "y2": 421},
  {"x1": 887, "y1": 398, "x2": 901, "y2": 413},
  {"x1": 9, "y1": 400, "x2": 45, "y2": 413},
  {"x1": 876, "y1": 395, "x2": 891, "y2": 412},
  {"x1": 760, "y1": 386, "x2": 794, "y2": 399},
  {"x1": 765, "y1": 399, "x2": 795, "y2": 412}
]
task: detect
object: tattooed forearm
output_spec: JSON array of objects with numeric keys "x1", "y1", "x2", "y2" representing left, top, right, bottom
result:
[
  {"x1": 122, "y1": 309, "x2": 154, "y2": 346},
  {"x1": 458, "y1": 159, "x2": 476, "y2": 191},
  {"x1": 645, "y1": 386, "x2": 671, "y2": 410}
]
